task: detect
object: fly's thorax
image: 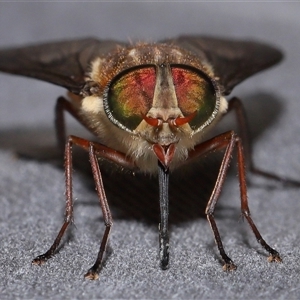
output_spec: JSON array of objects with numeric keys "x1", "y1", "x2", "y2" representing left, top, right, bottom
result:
[{"x1": 79, "y1": 42, "x2": 227, "y2": 172}]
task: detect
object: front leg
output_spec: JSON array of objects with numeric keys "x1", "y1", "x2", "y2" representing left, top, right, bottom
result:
[
  {"x1": 188, "y1": 131, "x2": 281, "y2": 269},
  {"x1": 32, "y1": 135, "x2": 136, "y2": 279}
]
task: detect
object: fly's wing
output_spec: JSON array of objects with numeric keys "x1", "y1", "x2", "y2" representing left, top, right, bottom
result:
[
  {"x1": 0, "y1": 36, "x2": 283, "y2": 96},
  {"x1": 0, "y1": 38, "x2": 125, "y2": 94},
  {"x1": 162, "y1": 35, "x2": 283, "y2": 95}
]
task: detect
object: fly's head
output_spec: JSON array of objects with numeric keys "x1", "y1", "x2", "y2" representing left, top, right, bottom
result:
[{"x1": 80, "y1": 43, "x2": 227, "y2": 173}]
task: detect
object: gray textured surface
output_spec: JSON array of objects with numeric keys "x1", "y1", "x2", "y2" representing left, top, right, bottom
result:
[{"x1": 1, "y1": 2, "x2": 300, "y2": 299}]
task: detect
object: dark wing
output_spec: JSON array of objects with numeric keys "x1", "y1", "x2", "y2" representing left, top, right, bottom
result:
[
  {"x1": 162, "y1": 35, "x2": 283, "y2": 95},
  {"x1": 0, "y1": 38, "x2": 125, "y2": 94}
]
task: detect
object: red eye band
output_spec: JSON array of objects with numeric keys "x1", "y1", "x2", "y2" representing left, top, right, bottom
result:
[
  {"x1": 171, "y1": 67, "x2": 208, "y2": 115},
  {"x1": 107, "y1": 66, "x2": 156, "y2": 130},
  {"x1": 111, "y1": 67, "x2": 156, "y2": 117}
]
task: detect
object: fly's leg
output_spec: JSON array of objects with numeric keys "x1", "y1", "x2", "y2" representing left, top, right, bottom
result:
[
  {"x1": 235, "y1": 134, "x2": 281, "y2": 263},
  {"x1": 32, "y1": 135, "x2": 76, "y2": 266},
  {"x1": 84, "y1": 142, "x2": 112, "y2": 280},
  {"x1": 32, "y1": 135, "x2": 136, "y2": 279},
  {"x1": 189, "y1": 131, "x2": 281, "y2": 269},
  {"x1": 55, "y1": 96, "x2": 100, "y2": 153},
  {"x1": 229, "y1": 97, "x2": 300, "y2": 187},
  {"x1": 204, "y1": 132, "x2": 237, "y2": 270},
  {"x1": 55, "y1": 96, "x2": 80, "y2": 153}
]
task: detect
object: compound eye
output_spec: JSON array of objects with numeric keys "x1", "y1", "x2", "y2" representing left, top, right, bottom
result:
[
  {"x1": 105, "y1": 66, "x2": 156, "y2": 131},
  {"x1": 171, "y1": 66, "x2": 217, "y2": 130}
]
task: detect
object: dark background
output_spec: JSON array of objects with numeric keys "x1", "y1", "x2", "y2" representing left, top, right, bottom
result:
[{"x1": 1, "y1": 2, "x2": 300, "y2": 299}]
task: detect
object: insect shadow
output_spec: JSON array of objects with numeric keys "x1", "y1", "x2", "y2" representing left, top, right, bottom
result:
[{"x1": 0, "y1": 92, "x2": 283, "y2": 226}]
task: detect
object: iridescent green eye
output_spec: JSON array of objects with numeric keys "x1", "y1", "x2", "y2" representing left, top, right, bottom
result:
[
  {"x1": 171, "y1": 65, "x2": 217, "y2": 131},
  {"x1": 105, "y1": 66, "x2": 156, "y2": 131},
  {"x1": 104, "y1": 64, "x2": 217, "y2": 133}
]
